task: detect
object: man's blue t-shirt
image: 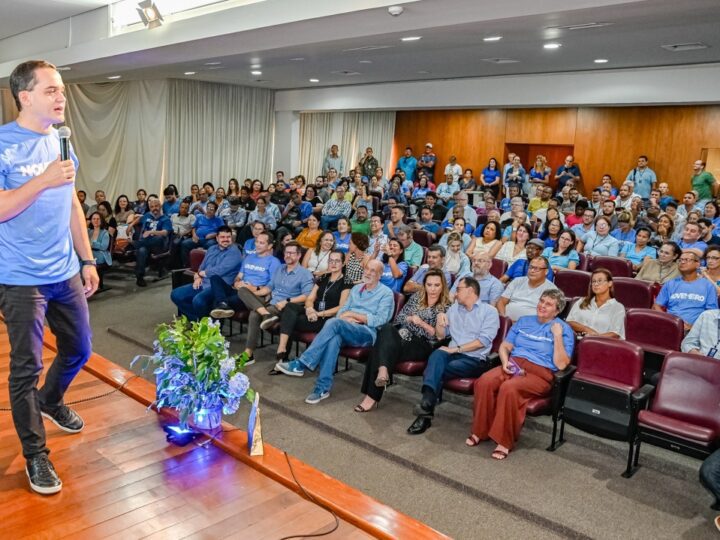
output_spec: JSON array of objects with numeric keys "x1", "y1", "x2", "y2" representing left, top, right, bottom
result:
[
  {"x1": 194, "y1": 214, "x2": 224, "y2": 238},
  {"x1": 505, "y1": 259, "x2": 554, "y2": 281},
  {"x1": 655, "y1": 277, "x2": 718, "y2": 325},
  {"x1": 241, "y1": 253, "x2": 281, "y2": 287},
  {"x1": 140, "y1": 212, "x2": 173, "y2": 234},
  {"x1": 162, "y1": 199, "x2": 180, "y2": 216},
  {"x1": 0, "y1": 122, "x2": 80, "y2": 285}
]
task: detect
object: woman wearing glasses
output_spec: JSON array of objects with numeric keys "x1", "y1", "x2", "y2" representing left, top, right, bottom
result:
[
  {"x1": 578, "y1": 216, "x2": 620, "y2": 257},
  {"x1": 636, "y1": 241, "x2": 681, "y2": 284},
  {"x1": 274, "y1": 250, "x2": 351, "y2": 361},
  {"x1": 701, "y1": 245, "x2": 720, "y2": 295},
  {"x1": 566, "y1": 268, "x2": 625, "y2": 338}
]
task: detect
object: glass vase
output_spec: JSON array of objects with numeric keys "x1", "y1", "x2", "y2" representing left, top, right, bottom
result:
[{"x1": 192, "y1": 405, "x2": 223, "y2": 431}]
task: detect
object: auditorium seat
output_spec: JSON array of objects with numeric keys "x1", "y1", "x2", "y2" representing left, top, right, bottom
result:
[
  {"x1": 625, "y1": 308, "x2": 684, "y2": 382},
  {"x1": 588, "y1": 256, "x2": 633, "y2": 277},
  {"x1": 613, "y1": 277, "x2": 654, "y2": 309},
  {"x1": 412, "y1": 229, "x2": 434, "y2": 248},
  {"x1": 551, "y1": 337, "x2": 652, "y2": 476},
  {"x1": 172, "y1": 247, "x2": 206, "y2": 289},
  {"x1": 553, "y1": 269, "x2": 591, "y2": 299},
  {"x1": 577, "y1": 253, "x2": 589, "y2": 271},
  {"x1": 630, "y1": 352, "x2": 720, "y2": 477},
  {"x1": 489, "y1": 258, "x2": 507, "y2": 279}
]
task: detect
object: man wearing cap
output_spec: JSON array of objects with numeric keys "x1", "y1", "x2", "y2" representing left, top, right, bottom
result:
[
  {"x1": 500, "y1": 239, "x2": 554, "y2": 284},
  {"x1": 417, "y1": 143, "x2": 437, "y2": 182}
]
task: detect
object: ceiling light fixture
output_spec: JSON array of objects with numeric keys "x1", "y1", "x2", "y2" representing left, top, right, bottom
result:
[
  {"x1": 289, "y1": 57, "x2": 305, "y2": 61},
  {"x1": 251, "y1": 70, "x2": 262, "y2": 76},
  {"x1": 107, "y1": 75, "x2": 122, "y2": 80},
  {"x1": 543, "y1": 42, "x2": 562, "y2": 49},
  {"x1": 594, "y1": 58, "x2": 609, "y2": 64},
  {"x1": 136, "y1": 0, "x2": 163, "y2": 29},
  {"x1": 250, "y1": 64, "x2": 261, "y2": 69},
  {"x1": 204, "y1": 61, "x2": 222, "y2": 66},
  {"x1": 359, "y1": 60, "x2": 373, "y2": 64},
  {"x1": 309, "y1": 78, "x2": 319, "y2": 83},
  {"x1": 184, "y1": 71, "x2": 196, "y2": 75},
  {"x1": 401, "y1": 36, "x2": 422, "y2": 42},
  {"x1": 483, "y1": 36, "x2": 502, "y2": 42}
]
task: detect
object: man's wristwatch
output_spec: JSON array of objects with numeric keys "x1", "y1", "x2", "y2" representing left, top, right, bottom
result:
[
  {"x1": 456, "y1": 346, "x2": 462, "y2": 354},
  {"x1": 80, "y1": 259, "x2": 97, "y2": 266}
]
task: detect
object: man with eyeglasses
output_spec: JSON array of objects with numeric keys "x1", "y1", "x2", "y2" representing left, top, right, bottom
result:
[
  {"x1": 404, "y1": 244, "x2": 451, "y2": 294},
  {"x1": 571, "y1": 207, "x2": 596, "y2": 243},
  {"x1": 275, "y1": 260, "x2": 394, "y2": 404},
  {"x1": 497, "y1": 256, "x2": 559, "y2": 322},
  {"x1": 451, "y1": 253, "x2": 504, "y2": 306},
  {"x1": 501, "y1": 239, "x2": 554, "y2": 284},
  {"x1": 677, "y1": 222, "x2": 708, "y2": 258},
  {"x1": 653, "y1": 250, "x2": 718, "y2": 331}
]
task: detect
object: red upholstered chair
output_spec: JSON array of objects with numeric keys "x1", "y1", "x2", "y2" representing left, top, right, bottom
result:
[
  {"x1": 413, "y1": 229, "x2": 434, "y2": 248},
  {"x1": 553, "y1": 269, "x2": 591, "y2": 299},
  {"x1": 489, "y1": 258, "x2": 507, "y2": 279},
  {"x1": 577, "y1": 253, "x2": 589, "y2": 272},
  {"x1": 613, "y1": 277, "x2": 654, "y2": 309},
  {"x1": 551, "y1": 337, "x2": 652, "y2": 474},
  {"x1": 440, "y1": 316, "x2": 512, "y2": 395},
  {"x1": 588, "y1": 256, "x2": 633, "y2": 277},
  {"x1": 420, "y1": 246, "x2": 429, "y2": 265},
  {"x1": 339, "y1": 292, "x2": 406, "y2": 370},
  {"x1": 630, "y1": 352, "x2": 720, "y2": 477},
  {"x1": 172, "y1": 248, "x2": 206, "y2": 289},
  {"x1": 625, "y1": 308, "x2": 684, "y2": 382}
]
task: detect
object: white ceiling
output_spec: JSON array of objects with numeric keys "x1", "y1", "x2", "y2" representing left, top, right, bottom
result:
[
  {"x1": 2, "y1": 0, "x2": 720, "y2": 90},
  {"x1": 0, "y1": 0, "x2": 109, "y2": 40}
]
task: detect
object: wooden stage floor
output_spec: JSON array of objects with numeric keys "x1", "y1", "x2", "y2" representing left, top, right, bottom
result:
[{"x1": 0, "y1": 323, "x2": 447, "y2": 539}]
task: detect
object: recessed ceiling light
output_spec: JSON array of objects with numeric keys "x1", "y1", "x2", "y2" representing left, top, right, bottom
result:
[
  {"x1": 309, "y1": 78, "x2": 319, "y2": 83},
  {"x1": 250, "y1": 64, "x2": 261, "y2": 69},
  {"x1": 204, "y1": 61, "x2": 221, "y2": 66},
  {"x1": 184, "y1": 71, "x2": 196, "y2": 75},
  {"x1": 359, "y1": 60, "x2": 373, "y2": 64},
  {"x1": 594, "y1": 58, "x2": 609, "y2": 63},
  {"x1": 401, "y1": 36, "x2": 422, "y2": 42},
  {"x1": 289, "y1": 57, "x2": 305, "y2": 61},
  {"x1": 483, "y1": 36, "x2": 502, "y2": 42},
  {"x1": 544, "y1": 42, "x2": 562, "y2": 49},
  {"x1": 251, "y1": 70, "x2": 262, "y2": 76},
  {"x1": 207, "y1": 66, "x2": 225, "y2": 70},
  {"x1": 417, "y1": 70, "x2": 429, "y2": 74},
  {"x1": 107, "y1": 75, "x2": 122, "y2": 79}
]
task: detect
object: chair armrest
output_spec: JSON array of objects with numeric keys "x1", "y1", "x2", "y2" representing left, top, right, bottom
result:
[
  {"x1": 486, "y1": 352, "x2": 501, "y2": 367},
  {"x1": 631, "y1": 384, "x2": 655, "y2": 409},
  {"x1": 549, "y1": 365, "x2": 577, "y2": 417}
]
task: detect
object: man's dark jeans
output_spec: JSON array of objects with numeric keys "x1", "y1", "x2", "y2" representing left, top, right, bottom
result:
[{"x1": 0, "y1": 274, "x2": 92, "y2": 458}]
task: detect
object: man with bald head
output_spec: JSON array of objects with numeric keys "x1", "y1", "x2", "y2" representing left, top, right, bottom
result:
[{"x1": 276, "y1": 259, "x2": 395, "y2": 404}]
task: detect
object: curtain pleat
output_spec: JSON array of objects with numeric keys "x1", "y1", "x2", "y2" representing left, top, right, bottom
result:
[{"x1": 298, "y1": 112, "x2": 333, "y2": 179}]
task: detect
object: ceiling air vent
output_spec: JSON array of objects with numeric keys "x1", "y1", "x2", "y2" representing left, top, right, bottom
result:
[
  {"x1": 331, "y1": 70, "x2": 362, "y2": 76},
  {"x1": 548, "y1": 22, "x2": 613, "y2": 31},
  {"x1": 661, "y1": 42, "x2": 709, "y2": 51},
  {"x1": 481, "y1": 58, "x2": 520, "y2": 64},
  {"x1": 342, "y1": 45, "x2": 393, "y2": 52}
]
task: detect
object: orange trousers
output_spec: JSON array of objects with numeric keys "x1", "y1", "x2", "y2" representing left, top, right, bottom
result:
[{"x1": 471, "y1": 357, "x2": 554, "y2": 450}]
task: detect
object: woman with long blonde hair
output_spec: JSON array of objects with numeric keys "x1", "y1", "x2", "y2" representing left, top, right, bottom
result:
[{"x1": 528, "y1": 154, "x2": 550, "y2": 198}]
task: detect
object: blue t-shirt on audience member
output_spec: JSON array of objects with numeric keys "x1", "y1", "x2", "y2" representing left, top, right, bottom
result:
[
  {"x1": 194, "y1": 214, "x2": 224, "y2": 239},
  {"x1": 162, "y1": 199, "x2": 180, "y2": 216},
  {"x1": 380, "y1": 261, "x2": 408, "y2": 293},
  {"x1": 481, "y1": 168, "x2": 501, "y2": 188},
  {"x1": 140, "y1": 212, "x2": 173, "y2": 235},
  {"x1": 542, "y1": 247, "x2": 580, "y2": 269},
  {"x1": 506, "y1": 316, "x2": 575, "y2": 371},
  {"x1": 333, "y1": 231, "x2": 351, "y2": 253},
  {"x1": 678, "y1": 239, "x2": 708, "y2": 253},
  {"x1": 620, "y1": 243, "x2": 657, "y2": 266},
  {"x1": 243, "y1": 238, "x2": 256, "y2": 256},
  {"x1": 419, "y1": 221, "x2": 441, "y2": 235},
  {"x1": 0, "y1": 121, "x2": 80, "y2": 286},
  {"x1": 655, "y1": 277, "x2": 718, "y2": 325},
  {"x1": 240, "y1": 253, "x2": 282, "y2": 287},
  {"x1": 505, "y1": 259, "x2": 554, "y2": 282}
]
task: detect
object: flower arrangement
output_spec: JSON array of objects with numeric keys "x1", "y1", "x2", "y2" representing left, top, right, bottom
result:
[{"x1": 132, "y1": 316, "x2": 254, "y2": 428}]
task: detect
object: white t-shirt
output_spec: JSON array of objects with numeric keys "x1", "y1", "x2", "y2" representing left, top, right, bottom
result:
[
  {"x1": 444, "y1": 163, "x2": 463, "y2": 183},
  {"x1": 502, "y1": 277, "x2": 558, "y2": 321},
  {"x1": 566, "y1": 297, "x2": 626, "y2": 338}
]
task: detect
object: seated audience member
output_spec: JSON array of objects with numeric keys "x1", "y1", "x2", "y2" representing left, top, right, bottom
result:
[
  {"x1": 379, "y1": 238, "x2": 409, "y2": 293},
  {"x1": 424, "y1": 191, "x2": 447, "y2": 222},
  {"x1": 162, "y1": 186, "x2": 181, "y2": 216},
  {"x1": 532, "y1": 199, "x2": 565, "y2": 227},
  {"x1": 565, "y1": 200, "x2": 588, "y2": 228},
  {"x1": 404, "y1": 244, "x2": 451, "y2": 294},
  {"x1": 275, "y1": 251, "x2": 350, "y2": 359},
  {"x1": 357, "y1": 270, "x2": 451, "y2": 412},
  {"x1": 620, "y1": 226, "x2": 656, "y2": 272},
  {"x1": 559, "y1": 187, "x2": 582, "y2": 216},
  {"x1": 279, "y1": 192, "x2": 312, "y2": 234},
  {"x1": 132, "y1": 198, "x2": 172, "y2": 286},
  {"x1": 500, "y1": 196, "x2": 529, "y2": 225},
  {"x1": 703, "y1": 201, "x2": 720, "y2": 233},
  {"x1": 578, "y1": 216, "x2": 620, "y2": 257},
  {"x1": 497, "y1": 223, "x2": 530, "y2": 266},
  {"x1": 247, "y1": 196, "x2": 277, "y2": 231},
  {"x1": 413, "y1": 206, "x2": 442, "y2": 239},
  {"x1": 249, "y1": 179, "x2": 263, "y2": 201},
  {"x1": 222, "y1": 196, "x2": 247, "y2": 232},
  {"x1": 384, "y1": 205, "x2": 406, "y2": 238},
  {"x1": 368, "y1": 213, "x2": 390, "y2": 260},
  {"x1": 451, "y1": 252, "x2": 504, "y2": 306},
  {"x1": 273, "y1": 230, "x2": 293, "y2": 260},
  {"x1": 528, "y1": 185, "x2": 552, "y2": 215},
  {"x1": 436, "y1": 174, "x2": 460, "y2": 205},
  {"x1": 133, "y1": 188, "x2": 148, "y2": 215},
  {"x1": 86, "y1": 189, "x2": 106, "y2": 217},
  {"x1": 296, "y1": 214, "x2": 323, "y2": 250},
  {"x1": 501, "y1": 239, "x2": 554, "y2": 284},
  {"x1": 270, "y1": 182, "x2": 290, "y2": 206},
  {"x1": 650, "y1": 213, "x2": 675, "y2": 248},
  {"x1": 275, "y1": 260, "x2": 394, "y2": 404},
  {"x1": 350, "y1": 205, "x2": 371, "y2": 235},
  {"x1": 170, "y1": 226, "x2": 242, "y2": 319},
  {"x1": 243, "y1": 221, "x2": 267, "y2": 256},
  {"x1": 320, "y1": 184, "x2": 352, "y2": 230},
  {"x1": 397, "y1": 225, "x2": 423, "y2": 267},
  {"x1": 701, "y1": 245, "x2": 720, "y2": 296},
  {"x1": 96, "y1": 201, "x2": 118, "y2": 238},
  {"x1": 653, "y1": 250, "x2": 719, "y2": 330},
  {"x1": 345, "y1": 233, "x2": 370, "y2": 285},
  {"x1": 237, "y1": 185, "x2": 257, "y2": 213},
  {"x1": 303, "y1": 185, "x2": 324, "y2": 213},
  {"x1": 499, "y1": 184, "x2": 521, "y2": 213},
  {"x1": 539, "y1": 218, "x2": 563, "y2": 249},
  {"x1": 180, "y1": 201, "x2": 223, "y2": 267},
  {"x1": 467, "y1": 290, "x2": 574, "y2": 459},
  {"x1": 231, "y1": 242, "x2": 314, "y2": 363},
  {"x1": 88, "y1": 212, "x2": 112, "y2": 290},
  {"x1": 332, "y1": 217, "x2": 352, "y2": 253},
  {"x1": 443, "y1": 232, "x2": 472, "y2": 278},
  {"x1": 189, "y1": 189, "x2": 210, "y2": 216},
  {"x1": 441, "y1": 206, "x2": 474, "y2": 234},
  {"x1": 699, "y1": 218, "x2": 720, "y2": 246},
  {"x1": 114, "y1": 194, "x2": 135, "y2": 225},
  {"x1": 207, "y1": 231, "x2": 281, "y2": 324},
  {"x1": 677, "y1": 221, "x2": 708, "y2": 258},
  {"x1": 77, "y1": 189, "x2": 89, "y2": 215},
  {"x1": 497, "y1": 256, "x2": 558, "y2": 321},
  {"x1": 303, "y1": 231, "x2": 336, "y2": 278},
  {"x1": 542, "y1": 229, "x2": 579, "y2": 272},
  {"x1": 566, "y1": 268, "x2": 626, "y2": 338},
  {"x1": 382, "y1": 181, "x2": 408, "y2": 206},
  {"x1": 458, "y1": 168, "x2": 476, "y2": 192},
  {"x1": 467, "y1": 221, "x2": 502, "y2": 258},
  {"x1": 443, "y1": 191, "x2": 478, "y2": 227},
  {"x1": 353, "y1": 183, "x2": 375, "y2": 213},
  {"x1": 611, "y1": 211, "x2": 637, "y2": 245},
  {"x1": 440, "y1": 217, "x2": 472, "y2": 251},
  {"x1": 636, "y1": 241, "x2": 681, "y2": 284},
  {"x1": 681, "y1": 309, "x2": 720, "y2": 359},
  {"x1": 407, "y1": 276, "x2": 500, "y2": 435},
  {"x1": 677, "y1": 191, "x2": 699, "y2": 219}
]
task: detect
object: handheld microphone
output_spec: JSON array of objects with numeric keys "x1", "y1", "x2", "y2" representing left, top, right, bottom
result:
[{"x1": 58, "y1": 126, "x2": 71, "y2": 161}]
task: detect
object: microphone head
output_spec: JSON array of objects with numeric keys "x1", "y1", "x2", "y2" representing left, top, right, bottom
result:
[{"x1": 58, "y1": 126, "x2": 71, "y2": 139}]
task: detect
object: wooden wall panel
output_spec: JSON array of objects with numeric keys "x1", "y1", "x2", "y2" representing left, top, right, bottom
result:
[
  {"x1": 505, "y1": 108, "x2": 577, "y2": 145},
  {"x1": 393, "y1": 105, "x2": 720, "y2": 198}
]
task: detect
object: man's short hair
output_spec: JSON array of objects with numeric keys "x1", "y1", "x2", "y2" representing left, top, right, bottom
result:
[
  {"x1": 425, "y1": 191, "x2": 438, "y2": 200},
  {"x1": 458, "y1": 276, "x2": 480, "y2": 296},
  {"x1": 397, "y1": 224, "x2": 413, "y2": 237},
  {"x1": 257, "y1": 230, "x2": 274, "y2": 244},
  {"x1": 228, "y1": 196, "x2": 240, "y2": 206},
  {"x1": 427, "y1": 244, "x2": 445, "y2": 257},
  {"x1": 163, "y1": 186, "x2": 176, "y2": 196},
  {"x1": 351, "y1": 232, "x2": 369, "y2": 251},
  {"x1": 284, "y1": 241, "x2": 301, "y2": 254},
  {"x1": 666, "y1": 201, "x2": 678, "y2": 210},
  {"x1": 206, "y1": 201, "x2": 218, "y2": 211},
  {"x1": 217, "y1": 225, "x2": 232, "y2": 236},
  {"x1": 9, "y1": 60, "x2": 56, "y2": 110}
]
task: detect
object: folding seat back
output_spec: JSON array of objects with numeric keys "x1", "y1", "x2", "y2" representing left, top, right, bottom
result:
[
  {"x1": 553, "y1": 269, "x2": 591, "y2": 299},
  {"x1": 613, "y1": 278, "x2": 654, "y2": 309},
  {"x1": 625, "y1": 308, "x2": 684, "y2": 381},
  {"x1": 589, "y1": 256, "x2": 633, "y2": 277},
  {"x1": 577, "y1": 253, "x2": 589, "y2": 271},
  {"x1": 189, "y1": 248, "x2": 206, "y2": 272},
  {"x1": 412, "y1": 229, "x2": 434, "y2": 248},
  {"x1": 489, "y1": 258, "x2": 507, "y2": 279}
]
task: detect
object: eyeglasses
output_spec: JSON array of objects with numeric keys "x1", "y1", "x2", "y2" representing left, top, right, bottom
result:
[
  {"x1": 591, "y1": 279, "x2": 608, "y2": 285},
  {"x1": 528, "y1": 265, "x2": 547, "y2": 271},
  {"x1": 706, "y1": 256, "x2": 720, "y2": 261},
  {"x1": 678, "y1": 258, "x2": 698, "y2": 263}
]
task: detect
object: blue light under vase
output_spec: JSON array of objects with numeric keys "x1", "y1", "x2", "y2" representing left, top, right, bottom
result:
[{"x1": 192, "y1": 405, "x2": 223, "y2": 430}]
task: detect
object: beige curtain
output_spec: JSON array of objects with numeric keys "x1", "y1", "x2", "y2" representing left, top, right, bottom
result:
[
  {"x1": 298, "y1": 112, "x2": 333, "y2": 179},
  {"x1": 341, "y1": 111, "x2": 396, "y2": 175},
  {"x1": 65, "y1": 80, "x2": 168, "y2": 200},
  {"x1": 166, "y1": 79, "x2": 274, "y2": 194},
  {"x1": 1, "y1": 88, "x2": 18, "y2": 124}
]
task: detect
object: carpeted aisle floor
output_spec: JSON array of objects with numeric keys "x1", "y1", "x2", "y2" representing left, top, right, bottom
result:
[{"x1": 83, "y1": 271, "x2": 719, "y2": 539}]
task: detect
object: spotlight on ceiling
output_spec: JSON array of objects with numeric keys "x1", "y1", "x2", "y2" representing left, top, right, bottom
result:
[{"x1": 137, "y1": 0, "x2": 163, "y2": 29}]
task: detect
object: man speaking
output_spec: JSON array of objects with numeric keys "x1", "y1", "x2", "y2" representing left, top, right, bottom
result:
[{"x1": 0, "y1": 60, "x2": 98, "y2": 494}]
